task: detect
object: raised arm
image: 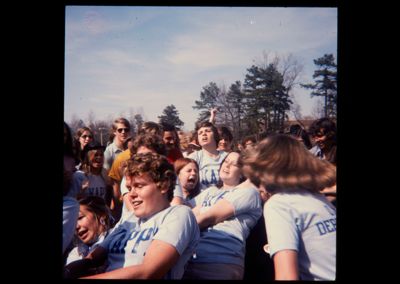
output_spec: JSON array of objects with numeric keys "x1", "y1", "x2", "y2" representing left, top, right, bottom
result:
[{"x1": 209, "y1": 107, "x2": 218, "y2": 124}]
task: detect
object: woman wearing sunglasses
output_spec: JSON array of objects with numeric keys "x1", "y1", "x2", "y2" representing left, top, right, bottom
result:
[{"x1": 73, "y1": 127, "x2": 94, "y2": 170}]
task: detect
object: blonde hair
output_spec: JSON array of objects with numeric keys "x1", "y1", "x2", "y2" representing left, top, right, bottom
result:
[{"x1": 241, "y1": 134, "x2": 336, "y2": 194}]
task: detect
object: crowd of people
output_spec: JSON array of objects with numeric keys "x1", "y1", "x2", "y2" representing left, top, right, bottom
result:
[{"x1": 63, "y1": 110, "x2": 337, "y2": 280}]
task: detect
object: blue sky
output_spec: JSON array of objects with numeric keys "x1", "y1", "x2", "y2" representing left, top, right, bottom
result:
[{"x1": 65, "y1": 6, "x2": 337, "y2": 131}]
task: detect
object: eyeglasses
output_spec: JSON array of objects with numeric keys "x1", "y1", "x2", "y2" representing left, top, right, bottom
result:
[
  {"x1": 117, "y1": 128, "x2": 130, "y2": 133},
  {"x1": 81, "y1": 135, "x2": 93, "y2": 139}
]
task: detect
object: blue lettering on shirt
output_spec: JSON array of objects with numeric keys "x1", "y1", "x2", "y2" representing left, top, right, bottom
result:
[
  {"x1": 210, "y1": 170, "x2": 218, "y2": 185},
  {"x1": 131, "y1": 226, "x2": 159, "y2": 254},
  {"x1": 315, "y1": 217, "x2": 337, "y2": 236}
]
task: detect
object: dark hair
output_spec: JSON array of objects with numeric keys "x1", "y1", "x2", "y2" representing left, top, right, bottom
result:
[
  {"x1": 309, "y1": 118, "x2": 337, "y2": 141},
  {"x1": 242, "y1": 135, "x2": 257, "y2": 146},
  {"x1": 161, "y1": 122, "x2": 180, "y2": 149},
  {"x1": 64, "y1": 121, "x2": 74, "y2": 157},
  {"x1": 63, "y1": 168, "x2": 73, "y2": 196},
  {"x1": 217, "y1": 126, "x2": 233, "y2": 142},
  {"x1": 78, "y1": 196, "x2": 113, "y2": 231},
  {"x1": 287, "y1": 124, "x2": 312, "y2": 149},
  {"x1": 126, "y1": 153, "x2": 176, "y2": 201}
]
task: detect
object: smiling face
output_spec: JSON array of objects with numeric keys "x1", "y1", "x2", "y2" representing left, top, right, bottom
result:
[
  {"x1": 76, "y1": 205, "x2": 102, "y2": 245},
  {"x1": 178, "y1": 162, "x2": 199, "y2": 192},
  {"x1": 125, "y1": 173, "x2": 169, "y2": 218},
  {"x1": 219, "y1": 152, "x2": 242, "y2": 187},
  {"x1": 88, "y1": 149, "x2": 104, "y2": 169}
]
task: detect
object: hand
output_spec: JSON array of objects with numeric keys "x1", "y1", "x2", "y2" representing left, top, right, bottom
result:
[{"x1": 81, "y1": 179, "x2": 89, "y2": 191}]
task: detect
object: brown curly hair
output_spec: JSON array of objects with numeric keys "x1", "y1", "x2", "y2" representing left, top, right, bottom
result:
[{"x1": 125, "y1": 153, "x2": 176, "y2": 201}]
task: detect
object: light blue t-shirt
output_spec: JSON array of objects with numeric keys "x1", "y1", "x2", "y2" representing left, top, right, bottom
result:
[
  {"x1": 68, "y1": 171, "x2": 107, "y2": 200},
  {"x1": 188, "y1": 150, "x2": 228, "y2": 191},
  {"x1": 189, "y1": 185, "x2": 262, "y2": 267},
  {"x1": 100, "y1": 205, "x2": 200, "y2": 279},
  {"x1": 63, "y1": 196, "x2": 79, "y2": 254},
  {"x1": 264, "y1": 191, "x2": 336, "y2": 280}
]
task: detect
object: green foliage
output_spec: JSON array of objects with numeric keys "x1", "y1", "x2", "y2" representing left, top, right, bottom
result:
[
  {"x1": 193, "y1": 82, "x2": 221, "y2": 123},
  {"x1": 301, "y1": 54, "x2": 337, "y2": 119},
  {"x1": 134, "y1": 114, "x2": 144, "y2": 130},
  {"x1": 243, "y1": 64, "x2": 292, "y2": 133},
  {"x1": 158, "y1": 104, "x2": 184, "y2": 127}
]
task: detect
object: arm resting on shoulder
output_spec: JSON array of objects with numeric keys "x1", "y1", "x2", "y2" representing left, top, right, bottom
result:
[
  {"x1": 82, "y1": 239, "x2": 179, "y2": 279},
  {"x1": 273, "y1": 249, "x2": 299, "y2": 280}
]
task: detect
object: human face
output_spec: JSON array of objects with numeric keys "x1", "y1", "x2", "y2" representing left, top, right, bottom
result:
[
  {"x1": 178, "y1": 162, "x2": 199, "y2": 191},
  {"x1": 244, "y1": 140, "x2": 255, "y2": 150},
  {"x1": 114, "y1": 123, "x2": 130, "y2": 143},
  {"x1": 125, "y1": 173, "x2": 168, "y2": 218},
  {"x1": 312, "y1": 129, "x2": 329, "y2": 150},
  {"x1": 218, "y1": 138, "x2": 231, "y2": 152},
  {"x1": 76, "y1": 205, "x2": 102, "y2": 245},
  {"x1": 88, "y1": 149, "x2": 104, "y2": 169},
  {"x1": 163, "y1": 131, "x2": 177, "y2": 151},
  {"x1": 219, "y1": 152, "x2": 242, "y2": 187},
  {"x1": 79, "y1": 131, "x2": 93, "y2": 149},
  {"x1": 197, "y1": 127, "x2": 216, "y2": 148}
]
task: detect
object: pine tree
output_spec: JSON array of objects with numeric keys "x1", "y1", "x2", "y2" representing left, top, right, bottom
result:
[
  {"x1": 158, "y1": 105, "x2": 184, "y2": 127},
  {"x1": 301, "y1": 54, "x2": 337, "y2": 119}
]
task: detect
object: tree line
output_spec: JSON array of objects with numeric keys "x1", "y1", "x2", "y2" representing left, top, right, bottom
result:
[{"x1": 67, "y1": 52, "x2": 337, "y2": 144}]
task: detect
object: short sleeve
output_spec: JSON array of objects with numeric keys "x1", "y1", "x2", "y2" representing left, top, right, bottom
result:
[
  {"x1": 263, "y1": 197, "x2": 300, "y2": 256},
  {"x1": 153, "y1": 206, "x2": 200, "y2": 255}
]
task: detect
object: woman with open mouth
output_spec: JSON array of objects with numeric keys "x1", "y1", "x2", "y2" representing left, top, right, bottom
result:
[{"x1": 64, "y1": 196, "x2": 113, "y2": 273}]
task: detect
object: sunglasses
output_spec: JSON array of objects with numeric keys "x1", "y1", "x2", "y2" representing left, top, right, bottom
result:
[
  {"x1": 117, "y1": 128, "x2": 130, "y2": 133},
  {"x1": 81, "y1": 135, "x2": 93, "y2": 139}
]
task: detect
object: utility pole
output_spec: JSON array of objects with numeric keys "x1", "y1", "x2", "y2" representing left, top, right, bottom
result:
[{"x1": 98, "y1": 127, "x2": 106, "y2": 146}]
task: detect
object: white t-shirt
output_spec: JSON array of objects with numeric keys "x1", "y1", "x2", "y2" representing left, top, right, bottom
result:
[
  {"x1": 100, "y1": 205, "x2": 200, "y2": 279},
  {"x1": 264, "y1": 191, "x2": 336, "y2": 280}
]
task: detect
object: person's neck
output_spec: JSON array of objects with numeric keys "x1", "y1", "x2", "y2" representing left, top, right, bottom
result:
[
  {"x1": 202, "y1": 145, "x2": 219, "y2": 157},
  {"x1": 90, "y1": 166, "x2": 102, "y2": 175},
  {"x1": 114, "y1": 138, "x2": 124, "y2": 150},
  {"x1": 222, "y1": 181, "x2": 239, "y2": 190}
]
